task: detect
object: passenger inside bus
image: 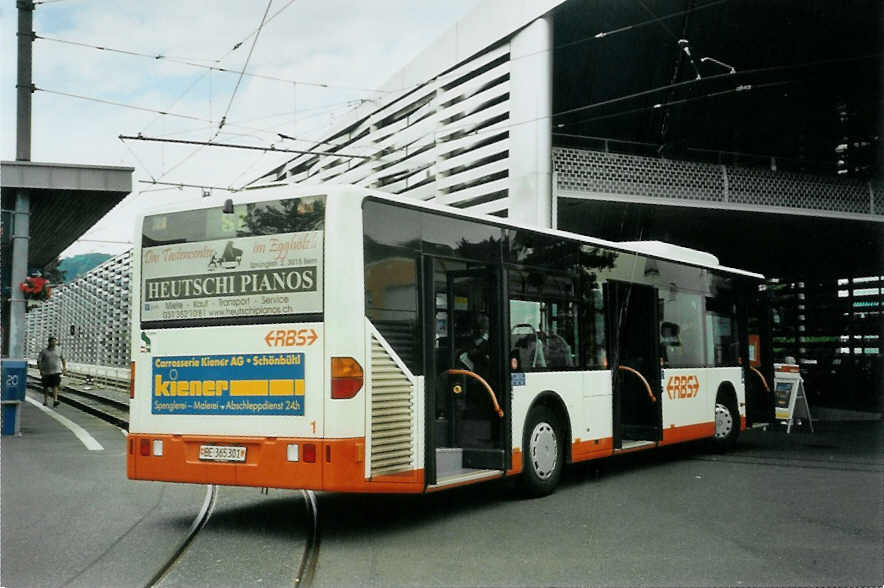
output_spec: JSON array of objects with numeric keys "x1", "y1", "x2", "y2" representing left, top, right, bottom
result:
[{"x1": 457, "y1": 314, "x2": 490, "y2": 376}]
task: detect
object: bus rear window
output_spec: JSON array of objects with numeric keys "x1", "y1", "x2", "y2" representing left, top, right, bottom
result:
[{"x1": 140, "y1": 196, "x2": 325, "y2": 325}]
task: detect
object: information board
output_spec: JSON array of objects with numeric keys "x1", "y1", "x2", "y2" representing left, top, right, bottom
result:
[{"x1": 773, "y1": 363, "x2": 813, "y2": 433}]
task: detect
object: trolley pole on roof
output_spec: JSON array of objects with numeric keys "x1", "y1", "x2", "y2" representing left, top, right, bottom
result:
[{"x1": 5, "y1": 0, "x2": 34, "y2": 359}]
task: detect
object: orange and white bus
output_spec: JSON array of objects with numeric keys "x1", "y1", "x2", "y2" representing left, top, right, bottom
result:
[{"x1": 127, "y1": 185, "x2": 771, "y2": 496}]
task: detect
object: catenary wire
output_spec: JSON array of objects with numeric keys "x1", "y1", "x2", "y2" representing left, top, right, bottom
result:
[
  {"x1": 161, "y1": 0, "x2": 275, "y2": 180},
  {"x1": 120, "y1": 134, "x2": 372, "y2": 159},
  {"x1": 34, "y1": 87, "x2": 368, "y2": 153},
  {"x1": 34, "y1": 34, "x2": 392, "y2": 94},
  {"x1": 260, "y1": 50, "x2": 877, "y2": 181},
  {"x1": 34, "y1": 87, "x2": 217, "y2": 123},
  {"x1": 32, "y1": 0, "x2": 726, "y2": 102},
  {"x1": 140, "y1": 0, "x2": 297, "y2": 159},
  {"x1": 554, "y1": 80, "x2": 793, "y2": 129},
  {"x1": 213, "y1": 0, "x2": 274, "y2": 139}
]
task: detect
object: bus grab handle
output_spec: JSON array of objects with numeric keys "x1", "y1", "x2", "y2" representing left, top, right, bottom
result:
[
  {"x1": 749, "y1": 366, "x2": 770, "y2": 394},
  {"x1": 617, "y1": 365, "x2": 657, "y2": 403},
  {"x1": 444, "y1": 369, "x2": 505, "y2": 418}
]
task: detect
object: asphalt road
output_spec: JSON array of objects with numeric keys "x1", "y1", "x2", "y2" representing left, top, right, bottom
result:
[
  {"x1": 311, "y1": 422, "x2": 883, "y2": 587},
  {"x1": 3, "y1": 396, "x2": 881, "y2": 588}
]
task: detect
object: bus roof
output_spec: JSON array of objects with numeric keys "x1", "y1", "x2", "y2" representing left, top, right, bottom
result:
[{"x1": 142, "y1": 183, "x2": 765, "y2": 280}]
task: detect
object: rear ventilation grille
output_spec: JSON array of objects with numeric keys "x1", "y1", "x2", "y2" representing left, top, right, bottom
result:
[{"x1": 370, "y1": 335, "x2": 414, "y2": 476}]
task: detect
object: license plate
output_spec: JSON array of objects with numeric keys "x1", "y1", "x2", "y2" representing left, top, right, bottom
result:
[{"x1": 199, "y1": 445, "x2": 246, "y2": 462}]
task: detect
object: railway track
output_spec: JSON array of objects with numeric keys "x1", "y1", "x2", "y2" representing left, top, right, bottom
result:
[
  {"x1": 27, "y1": 366, "x2": 321, "y2": 587},
  {"x1": 26, "y1": 369, "x2": 130, "y2": 429}
]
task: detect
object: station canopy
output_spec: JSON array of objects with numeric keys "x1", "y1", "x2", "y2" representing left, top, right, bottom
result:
[{"x1": 1, "y1": 161, "x2": 133, "y2": 268}]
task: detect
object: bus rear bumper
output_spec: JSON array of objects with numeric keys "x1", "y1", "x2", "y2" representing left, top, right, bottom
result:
[{"x1": 126, "y1": 433, "x2": 424, "y2": 493}]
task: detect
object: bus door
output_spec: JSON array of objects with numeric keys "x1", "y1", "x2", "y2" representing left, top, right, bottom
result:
[
  {"x1": 745, "y1": 284, "x2": 774, "y2": 425},
  {"x1": 606, "y1": 281, "x2": 662, "y2": 448},
  {"x1": 424, "y1": 258, "x2": 507, "y2": 485}
]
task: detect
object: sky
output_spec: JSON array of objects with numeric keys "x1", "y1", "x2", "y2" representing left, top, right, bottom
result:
[{"x1": 1, "y1": 0, "x2": 480, "y2": 259}]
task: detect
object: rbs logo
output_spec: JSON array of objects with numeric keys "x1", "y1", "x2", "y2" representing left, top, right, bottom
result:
[
  {"x1": 264, "y1": 328, "x2": 318, "y2": 347},
  {"x1": 666, "y1": 375, "x2": 699, "y2": 399}
]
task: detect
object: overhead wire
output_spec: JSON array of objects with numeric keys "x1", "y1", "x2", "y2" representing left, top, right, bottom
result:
[
  {"x1": 266, "y1": 51, "x2": 877, "y2": 180},
  {"x1": 33, "y1": 87, "x2": 218, "y2": 123},
  {"x1": 136, "y1": 0, "x2": 297, "y2": 174},
  {"x1": 159, "y1": 0, "x2": 277, "y2": 180},
  {"x1": 212, "y1": 0, "x2": 274, "y2": 139},
  {"x1": 118, "y1": 136, "x2": 159, "y2": 182},
  {"x1": 637, "y1": 0, "x2": 681, "y2": 41},
  {"x1": 36, "y1": 3, "x2": 880, "y2": 190},
  {"x1": 33, "y1": 85, "x2": 366, "y2": 152},
  {"x1": 138, "y1": 180, "x2": 239, "y2": 192},
  {"x1": 553, "y1": 80, "x2": 794, "y2": 129},
  {"x1": 34, "y1": 36, "x2": 391, "y2": 93},
  {"x1": 120, "y1": 135, "x2": 373, "y2": 159}
]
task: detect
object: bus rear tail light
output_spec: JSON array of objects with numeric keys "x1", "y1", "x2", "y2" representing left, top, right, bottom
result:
[
  {"x1": 303, "y1": 443, "x2": 316, "y2": 463},
  {"x1": 139, "y1": 438, "x2": 163, "y2": 456},
  {"x1": 130, "y1": 361, "x2": 136, "y2": 399},
  {"x1": 331, "y1": 357, "x2": 363, "y2": 399}
]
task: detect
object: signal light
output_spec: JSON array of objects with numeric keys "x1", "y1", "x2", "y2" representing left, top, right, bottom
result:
[
  {"x1": 303, "y1": 443, "x2": 316, "y2": 463},
  {"x1": 331, "y1": 357, "x2": 363, "y2": 399},
  {"x1": 140, "y1": 438, "x2": 150, "y2": 456}
]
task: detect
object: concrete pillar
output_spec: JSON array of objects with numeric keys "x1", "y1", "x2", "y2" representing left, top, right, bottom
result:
[
  {"x1": 8, "y1": 191, "x2": 30, "y2": 359},
  {"x1": 507, "y1": 15, "x2": 553, "y2": 228},
  {"x1": 7, "y1": 1, "x2": 33, "y2": 359}
]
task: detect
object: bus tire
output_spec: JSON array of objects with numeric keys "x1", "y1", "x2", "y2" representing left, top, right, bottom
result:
[
  {"x1": 520, "y1": 405, "x2": 564, "y2": 497},
  {"x1": 712, "y1": 400, "x2": 740, "y2": 451}
]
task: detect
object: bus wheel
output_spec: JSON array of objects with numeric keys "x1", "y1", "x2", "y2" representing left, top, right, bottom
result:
[
  {"x1": 521, "y1": 405, "x2": 563, "y2": 497},
  {"x1": 712, "y1": 401, "x2": 739, "y2": 451}
]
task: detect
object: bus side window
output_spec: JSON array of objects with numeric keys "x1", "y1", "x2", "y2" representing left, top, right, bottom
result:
[
  {"x1": 659, "y1": 290, "x2": 704, "y2": 368},
  {"x1": 579, "y1": 283, "x2": 607, "y2": 369},
  {"x1": 510, "y1": 300, "x2": 542, "y2": 371}
]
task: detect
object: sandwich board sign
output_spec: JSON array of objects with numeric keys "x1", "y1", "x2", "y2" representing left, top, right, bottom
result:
[{"x1": 774, "y1": 363, "x2": 813, "y2": 434}]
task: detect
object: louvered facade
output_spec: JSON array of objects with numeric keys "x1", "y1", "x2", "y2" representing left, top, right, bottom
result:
[
  {"x1": 367, "y1": 329, "x2": 416, "y2": 477},
  {"x1": 25, "y1": 250, "x2": 133, "y2": 368},
  {"x1": 260, "y1": 43, "x2": 514, "y2": 216}
]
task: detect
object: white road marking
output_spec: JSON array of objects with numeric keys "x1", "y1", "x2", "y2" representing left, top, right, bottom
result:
[{"x1": 26, "y1": 396, "x2": 104, "y2": 451}]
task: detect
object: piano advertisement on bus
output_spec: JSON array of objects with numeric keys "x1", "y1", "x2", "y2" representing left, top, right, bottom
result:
[
  {"x1": 140, "y1": 231, "x2": 323, "y2": 321},
  {"x1": 151, "y1": 352, "x2": 306, "y2": 415}
]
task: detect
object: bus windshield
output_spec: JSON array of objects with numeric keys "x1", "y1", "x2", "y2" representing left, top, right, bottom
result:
[{"x1": 139, "y1": 195, "x2": 325, "y2": 326}]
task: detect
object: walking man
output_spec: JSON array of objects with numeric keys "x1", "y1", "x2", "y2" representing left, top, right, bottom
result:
[{"x1": 38, "y1": 336, "x2": 66, "y2": 407}]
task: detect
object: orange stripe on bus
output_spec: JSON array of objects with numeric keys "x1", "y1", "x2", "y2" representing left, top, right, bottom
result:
[
  {"x1": 572, "y1": 437, "x2": 614, "y2": 462},
  {"x1": 127, "y1": 434, "x2": 425, "y2": 493},
  {"x1": 508, "y1": 449, "x2": 523, "y2": 476},
  {"x1": 660, "y1": 422, "x2": 715, "y2": 445}
]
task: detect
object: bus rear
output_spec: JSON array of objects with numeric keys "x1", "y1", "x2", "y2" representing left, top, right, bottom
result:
[{"x1": 127, "y1": 192, "x2": 345, "y2": 490}]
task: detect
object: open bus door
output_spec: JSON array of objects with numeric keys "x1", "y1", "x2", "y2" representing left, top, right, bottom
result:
[
  {"x1": 423, "y1": 259, "x2": 508, "y2": 487},
  {"x1": 605, "y1": 281, "x2": 662, "y2": 449},
  {"x1": 745, "y1": 283, "x2": 775, "y2": 425}
]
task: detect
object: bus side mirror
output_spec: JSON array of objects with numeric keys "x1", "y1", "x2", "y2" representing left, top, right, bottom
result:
[{"x1": 222, "y1": 198, "x2": 234, "y2": 214}]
